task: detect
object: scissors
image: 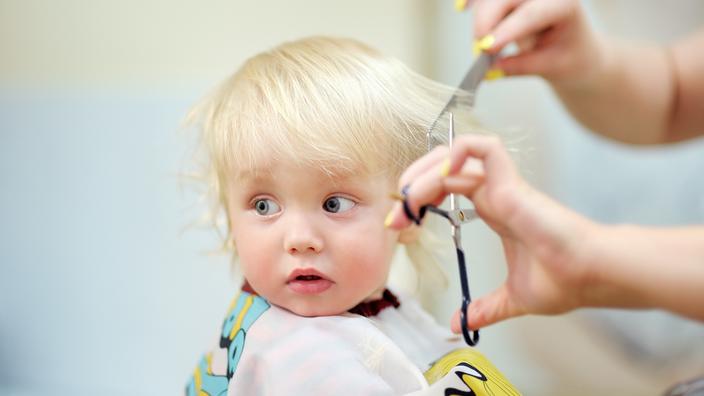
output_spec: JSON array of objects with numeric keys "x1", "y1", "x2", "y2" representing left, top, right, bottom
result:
[{"x1": 397, "y1": 51, "x2": 494, "y2": 346}]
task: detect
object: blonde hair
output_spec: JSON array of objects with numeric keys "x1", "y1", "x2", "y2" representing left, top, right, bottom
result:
[{"x1": 188, "y1": 36, "x2": 478, "y2": 287}]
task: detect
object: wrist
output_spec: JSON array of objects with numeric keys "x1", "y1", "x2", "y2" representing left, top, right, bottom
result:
[
  {"x1": 572, "y1": 220, "x2": 606, "y2": 308},
  {"x1": 562, "y1": 214, "x2": 603, "y2": 310},
  {"x1": 576, "y1": 223, "x2": 645, "y2": 310},
  {"x1": 525, "y1": 193, "x2": 600, "y2": 312}
]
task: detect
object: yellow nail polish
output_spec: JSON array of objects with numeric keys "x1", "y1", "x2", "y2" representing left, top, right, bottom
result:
[
  {"x1": 455, "y1": 0, "x2": 468, "y2": 12},
  {"x1": 484, "y1": 68, "x2": 505, "y2": 81},
  {"x1": 384, "y1": 211, "x2": 394, "y2": 228},
  {"x1": 388, "y1": 192, "x2": 404, "y2": 202},
  {"x1": 472, "y1": 40, "x2": 481, "y2": 56},
  {"x1": 440, "y1": 158, "x2": 451, "y2": 177},
  {"x1": 478, "y1": 35, "x2": 495, "y2": 51}
]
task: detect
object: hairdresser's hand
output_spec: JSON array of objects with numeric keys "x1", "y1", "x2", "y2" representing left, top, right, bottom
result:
[
  {"x1": 462, "y1": 0, "x2": 604, "y2": 85},
  {"x1": 385, "y1": 135, "x2": 596, "y2": 330}
]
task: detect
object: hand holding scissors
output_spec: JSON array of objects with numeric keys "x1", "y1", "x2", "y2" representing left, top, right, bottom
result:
[{"x1": 385, "y1": 132, "x2": 595, "y2": 333}]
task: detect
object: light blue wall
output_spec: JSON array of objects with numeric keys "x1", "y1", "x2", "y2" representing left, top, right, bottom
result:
[{"x1": 0, "y1": 89, "x2": 234, "y2": 394}]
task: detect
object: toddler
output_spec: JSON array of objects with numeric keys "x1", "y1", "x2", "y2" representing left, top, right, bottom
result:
[{"x1": 186, "y1": 36, "x2": 518, "y2": 395}]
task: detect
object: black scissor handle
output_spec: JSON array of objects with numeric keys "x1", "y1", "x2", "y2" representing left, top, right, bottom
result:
[
  {"x1": 460, "y1": 304, "x2": 480, "y2": 346},
  {"x1": 399, "y1": 185, "x2": 480, "y2": 347},
  {"x1": 400, "y1": 185, "x2": 427, "y2": 225}
]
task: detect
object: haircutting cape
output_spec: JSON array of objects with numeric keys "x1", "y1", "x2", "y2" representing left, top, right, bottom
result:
[{"x1": 186, "y1": 290, "x2": 519, "y2": 395}]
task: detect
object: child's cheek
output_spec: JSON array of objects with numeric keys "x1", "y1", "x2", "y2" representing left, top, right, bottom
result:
[
  {"x1": 339, "y1": 231, "x2": 393, "y2": 275},
  {"x1": 235, "y1": 232, "x2": 275, "y2": 279}
]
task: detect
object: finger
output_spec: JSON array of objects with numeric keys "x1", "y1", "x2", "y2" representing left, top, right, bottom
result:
[
  {"x1": 387, "y1": 147, "x2": 448, "y2": 230},
  {"x1": 440, "y1": 157, "x2": 486, "y2": 197},
  {"x1": 457, "y1": 156, "x2": 485, "y2": 181},
  {"x1": 385, "y1": 201, "x2": 411, "y2": 230},
  {"x1": 398, "y1": 145, "x2": 449, "y2": 189},
  {"x1": 450, "y1": 309, "x2": 461, "y2": 333},
  {"x1": 473, "y1": 0, "x2": 525, "y2": 44},
  {"x1": 454, "y1": 0, "x2": 477, "y2": 12},
  {"x1": 400, "y1": 166, "x2": 453, "y2": 223},
  {"x1": 491, "y1": 0, "x2": 574, "y2": 52},
  {"x1": 515, "y1": 35, "x2": 538, "y2": 53},
  {"x1": 450, "y1": 284, "x2": 522, "y2": 331},
  {"x1": 470, "y1": 285, "x2": 523, "y2": 328},
  {"x1": 495, "y1": 46, "x2": 559, "y2": 77},
  {"x1": 443, "y1": 173, "x2": 485, "y2": 198},
  {"x1": 386, "y1": 171, "x2": 485, "y2": 230},
  {"x1": 447, "y1": 135, "x2": 516, "y2": 183},
  {"x1": 401, "y1": 153, "x2": 486, "y2": 214},
  {"x1": 390, "y1": 136, "x2": 508, "y2": 229},
  {"x1": 386, "y1": 157, "x2": 452, "y2": 230},
  {"x1": 399, "y1": 137, "x2": 503, "y2": 222}
]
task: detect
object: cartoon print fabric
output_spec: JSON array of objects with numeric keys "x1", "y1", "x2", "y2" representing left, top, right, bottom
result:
[
  {"x1": 422, "y1": 348, "x2": 520, "y2": 396},
  {"x1": 186, "y1": 290, "x2": 519, "y2": 395},
  {"x1": 186, "y1": 292, "x2": 270, "y2": 396}
]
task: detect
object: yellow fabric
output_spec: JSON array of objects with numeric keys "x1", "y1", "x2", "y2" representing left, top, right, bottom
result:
[{"x1": 424, "y1": 348, "x2": 521, "y2": 396}]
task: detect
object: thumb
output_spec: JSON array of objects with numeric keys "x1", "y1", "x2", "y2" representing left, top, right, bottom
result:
[{"x1": 450, "y1": 284, "x2": 520, "y2": 332}]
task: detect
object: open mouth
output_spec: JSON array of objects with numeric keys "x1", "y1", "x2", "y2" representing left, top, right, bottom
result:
[
  {"x1": 287, "y1": 269, "x2": 333, "y2": 294},
  {"x1": 295, "y1": 275, "x2": 322, "y2": 281}
]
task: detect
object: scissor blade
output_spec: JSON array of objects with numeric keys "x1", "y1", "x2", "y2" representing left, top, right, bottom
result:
[{"x1": 456, "y1": 52, "x2": 494, "y2": 105}]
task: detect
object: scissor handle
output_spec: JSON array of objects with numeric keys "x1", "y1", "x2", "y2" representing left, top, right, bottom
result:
[
  {"x1": 460, "y1": 296, "x2": 480, "y2": 346},
  {"x1": 398, "y1": 185, "x2": 480, "y2": 346},
  {"x1": 457, "y1": 248, "x2": 480, "y2": 346},
  {"x1": 400, "y1": 185, "x2": 427, "y2": 225}
]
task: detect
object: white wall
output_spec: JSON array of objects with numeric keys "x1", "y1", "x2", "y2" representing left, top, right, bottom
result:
[{"x1": 0, "y1": 0, "x2": 433, "y2": 90}]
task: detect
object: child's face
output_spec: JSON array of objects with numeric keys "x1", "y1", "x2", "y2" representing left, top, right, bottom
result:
[{"x1": 227, "y1": 163, "x2": 400, "y2": 316}]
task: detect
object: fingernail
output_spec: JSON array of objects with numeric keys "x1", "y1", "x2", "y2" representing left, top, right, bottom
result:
[
  {"x1": 454, "y1": 0, "x2": 469, "y2": 12},
  {"x1": 384, "y1": 210, "x2": 394, "y2": 228},
  {"x1": 477, "y1": 34, "x2": 495, "y2": 51},
  {"x1": 439, "y1": 158, "x2": 451, "y2": 177},
  {"x1": 388, "y1": 191, "x2": 404, "y2": 202},
  {"x1": 472, "y1": 40, "x2": 481, "y2": 56},
  {"x1": 484, "y1": 68, "x2": 505, "y2": 81}
]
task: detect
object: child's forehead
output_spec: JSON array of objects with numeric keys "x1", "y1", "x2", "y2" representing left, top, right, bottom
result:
[{"x1": 234, "y1": 163, "x2": 392, "y2": 187}]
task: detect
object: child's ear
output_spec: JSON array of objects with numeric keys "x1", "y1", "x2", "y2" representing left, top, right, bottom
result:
[{"x1": 397, "y1": 224, "x2": 421, "y2": 245}]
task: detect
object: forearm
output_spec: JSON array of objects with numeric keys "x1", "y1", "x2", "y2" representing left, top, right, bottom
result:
[
  {"x1": 550, "y1": 29, "x2": 704, "y2": 144},
  {"x1": 580, "y1": 224, "x2": 704, "y2": 321},
  {"x1": 551, "y1": 36, "x2": 675, "y2": 145}
]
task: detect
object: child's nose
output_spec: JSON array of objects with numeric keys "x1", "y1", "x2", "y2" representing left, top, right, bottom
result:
[{"x1": 283, "y1": 215, "x2": 324, "y2": 254}]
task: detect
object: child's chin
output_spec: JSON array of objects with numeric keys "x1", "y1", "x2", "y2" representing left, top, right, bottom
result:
[{"x1": 284, "y1": 303, "x2": 347, "y2": 317}]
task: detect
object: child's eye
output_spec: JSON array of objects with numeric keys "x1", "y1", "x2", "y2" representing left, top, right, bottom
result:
[
  {"x1": 323, "y1": 196, "x2": 355, "y2": 213},
  {"x1": 253, "y1": 198, "x2": 281, "y2": 216}
]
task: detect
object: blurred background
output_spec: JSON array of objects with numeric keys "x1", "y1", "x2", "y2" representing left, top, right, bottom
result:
[{"x1": 1, "y1": 0, "x2": 703, "y2": 394}]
